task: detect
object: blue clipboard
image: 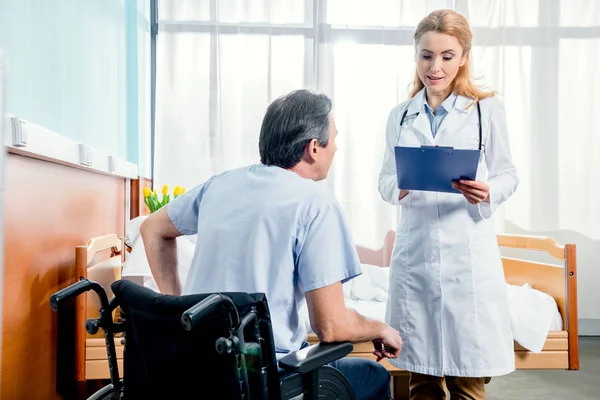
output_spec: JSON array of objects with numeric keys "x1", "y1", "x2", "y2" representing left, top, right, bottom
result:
[{"x1": 394, "y1": 146, "x2": 480, "y2": 193}]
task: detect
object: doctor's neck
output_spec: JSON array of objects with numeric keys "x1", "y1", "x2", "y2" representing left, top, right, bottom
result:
[{"x1": 425, "y1": 87, "x2": 453, "y2": 112}]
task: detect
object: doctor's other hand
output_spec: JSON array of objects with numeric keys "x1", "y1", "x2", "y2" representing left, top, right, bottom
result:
[
  {"x1": 452, "y1": 179, "x2": 490, "y2": 205},
  {"x1": 399, "y1": 190, "x2": 411, "y2": 200},
  {"x1": 372, "y1": 325, "x2": 403, "y2": 362}
]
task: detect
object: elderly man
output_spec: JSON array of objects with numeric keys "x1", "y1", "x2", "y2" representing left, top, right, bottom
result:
[{"x1": 140, "y1": 89, "x2": 402, "y2": 399}]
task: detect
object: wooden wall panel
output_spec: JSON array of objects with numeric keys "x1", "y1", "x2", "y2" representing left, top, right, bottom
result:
[
  {"x1": 1, "y1": 153, "x2": 125, "y2": 400},
  {"x1": 130, "y1": 177, "x2": 152, "y2": 219}
]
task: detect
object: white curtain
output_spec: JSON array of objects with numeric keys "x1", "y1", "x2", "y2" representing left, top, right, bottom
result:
[{"x1": 154, "y1": 0, "x2": 600, "y2": 327}]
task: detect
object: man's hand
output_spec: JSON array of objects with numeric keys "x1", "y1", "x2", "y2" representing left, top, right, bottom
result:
[
  {"x1": 371, "y1": 326, "x2": 403, "y2": 362},
  {"x1": 452, "y1": 179, "x2": 490, "y2": 204},
  {"x1": 306, "y1": 283, "x2": 403, "y2": 350},
  {"x1": 399, "y1": 190, "x2": 411, "y2": 201}
]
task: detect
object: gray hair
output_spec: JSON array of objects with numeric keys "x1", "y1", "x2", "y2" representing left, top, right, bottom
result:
[{"x1": 259, "y1": 89, "x2": 332, "y2": 169}]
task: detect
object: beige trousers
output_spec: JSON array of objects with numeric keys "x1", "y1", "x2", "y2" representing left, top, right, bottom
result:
[{"x1": 409, "y1": 372, "x2": 486, "y2": 400}]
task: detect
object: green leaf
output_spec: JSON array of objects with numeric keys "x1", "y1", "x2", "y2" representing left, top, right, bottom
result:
[{"x1": 150, "y1": 196, "x2": 159, "y2": 212}]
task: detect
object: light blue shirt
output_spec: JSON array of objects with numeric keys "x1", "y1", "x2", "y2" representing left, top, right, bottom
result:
[
  {"x1": 166, "y1": 164, "x2": 362, "y2": 357},
  {"x1": 424, "y1": 92, "x2": 457, "y2": 137}
]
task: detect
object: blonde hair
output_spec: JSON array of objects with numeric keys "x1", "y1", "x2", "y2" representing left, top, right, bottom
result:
[{"x1": 409, "y1": 9, "x2": 494, "y2": 104}]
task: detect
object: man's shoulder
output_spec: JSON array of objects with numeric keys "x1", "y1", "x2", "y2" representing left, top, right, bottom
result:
[
  {"x1": 300, "y1": 183, "x2": 339, "y2": 209},
  {"x1": 202, "y1": 164, "x2": 259, "y2": 188},
  {"x1": 208, "y1": 164, "x2": 341, "y2": 213}
]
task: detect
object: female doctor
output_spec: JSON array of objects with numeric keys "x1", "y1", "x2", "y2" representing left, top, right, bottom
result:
[{"x1": 378, "y1": 9, "x2": 519, "y2": 400}]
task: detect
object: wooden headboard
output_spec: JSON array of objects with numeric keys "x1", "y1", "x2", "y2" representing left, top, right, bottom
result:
[{"x1": 355, "y1": 230, "x2": 395, "y2": 268}]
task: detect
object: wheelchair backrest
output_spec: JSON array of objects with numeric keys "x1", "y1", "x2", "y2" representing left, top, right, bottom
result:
[{"x1": 111, "y1": 279, "x2": 281, "y2": 399}]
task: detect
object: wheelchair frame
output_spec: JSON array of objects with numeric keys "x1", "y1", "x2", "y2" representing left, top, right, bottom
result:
[
  {"x1": 51, "y1": 278, "x2": 357, "y2": 400},
  {"x1": 51, "y1": 279, "x2": 124, "y2": 399}
]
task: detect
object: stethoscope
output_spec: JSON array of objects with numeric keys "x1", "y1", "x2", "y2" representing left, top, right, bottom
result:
[{"x1": 399, "y1": 100, "x2": 483, "y2": 150}]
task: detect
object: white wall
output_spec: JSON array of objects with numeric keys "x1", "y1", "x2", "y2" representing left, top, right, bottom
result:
[
  {"x1": 0, "y1": 0, "x2": 128, "y2": 159},
  {"x1": 0, "y1": 0, "x2": 152, "y2": 176}
]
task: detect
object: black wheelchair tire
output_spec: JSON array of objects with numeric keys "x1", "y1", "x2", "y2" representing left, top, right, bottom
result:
[
  {"x1": 316, "y1": 366, "x2": 355, "y2": 399},
  {"x1": 87, "y1": 381, "x2": 123, "y2": 400},
  {"x1": 280, "y1": 366, "x2": 355, "y2": 400},
  {"x1": 94, "y1": 389, "x2": 122, "y2": 400}
]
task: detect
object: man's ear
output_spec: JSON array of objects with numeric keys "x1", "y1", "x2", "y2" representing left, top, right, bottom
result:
[{"x1": 305, "y1": 138, "x2": 319, "y2": 163}]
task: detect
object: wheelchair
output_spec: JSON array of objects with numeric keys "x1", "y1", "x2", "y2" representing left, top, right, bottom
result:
[{"x1": 50, "y1": 278, "x2": 357, "y2": 399}]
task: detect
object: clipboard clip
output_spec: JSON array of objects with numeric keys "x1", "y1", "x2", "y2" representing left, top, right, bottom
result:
[{"x1": 420, "y1": 145, "x2": 454, "y2": 149}]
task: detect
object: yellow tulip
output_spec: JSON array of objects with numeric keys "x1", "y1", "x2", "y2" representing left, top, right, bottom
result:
[
  {"x1": 153, "y1": 189, "x2": 157, "y2": 196},
  {"x1": 143, "y1": 187, "x2": 151, "y2": 197},
  {"x1": 180, "y1": 187, "x2": 186, "y2": 195},
  {"x1": 162, "y1": 184, "x2": 168, "y2": 195},
  {"x1": 173, "y1": 186, "x2": 181, "y2": 196}
]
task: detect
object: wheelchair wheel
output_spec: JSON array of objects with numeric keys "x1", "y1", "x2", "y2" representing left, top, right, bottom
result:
[
  {"x1": 87, "y1": 380, "x2": 123, "y2": 400},
  {"x1": 280, "y1": 366, "x2": 355, "y2": 400},
  {"x1": 316, "y1": 366, "x2": 355, "y2": 399}
]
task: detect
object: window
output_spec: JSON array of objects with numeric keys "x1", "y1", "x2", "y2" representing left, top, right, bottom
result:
[{"x1": 154, "y1": 0, "x2": 600, "y2": 239}]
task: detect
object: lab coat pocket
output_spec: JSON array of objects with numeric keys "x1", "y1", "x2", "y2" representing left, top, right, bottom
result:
[
  {"x1": 466, "y1": 201, "x2": 485, "y2": 221},
  {"x1": 392, "y1": 235, "x2": 408, "y2": 259},
  {"x1": 390, "y1": 233, "x2": 410, "y2": 273},
  {"x1": 454, "y1": 122, "x2": 481, "y2": 150},
  {"x1": 387, "y1": 234, "x2": 410, "y2": 330},
  {"x1": 468, "y1": 232, "x2": 504, "y2": 298},
  {"x1": 398, "y1": 190, "x2": 413, "y2": 206},
  {"x1": 468, "y1": 232, "x2": 503, "y2": 274}
]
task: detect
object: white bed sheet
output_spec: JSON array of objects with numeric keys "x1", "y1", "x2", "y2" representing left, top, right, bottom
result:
[{"x1": 303, "y1": 264, "x2": 564, "y2": 353}]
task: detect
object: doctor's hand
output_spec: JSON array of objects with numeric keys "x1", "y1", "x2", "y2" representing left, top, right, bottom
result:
[
  {"x1": 372, "y1": 326, "x2": 403, "y2": 362},
  {"x1": 398, "y1": 190, "x2": 411, "y2": 200},
  {"x1": 452, "y1": 179, "x2": 490, "y2": 205}
]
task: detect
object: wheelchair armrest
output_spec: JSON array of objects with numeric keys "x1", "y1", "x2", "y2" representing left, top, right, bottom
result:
[{"x1": 278, "y1": 342, "x2": 353, "y2": 374}]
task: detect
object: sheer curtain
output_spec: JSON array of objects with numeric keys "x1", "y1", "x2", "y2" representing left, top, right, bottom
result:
[{"x1": 154, "y1": 0, "x2": 600, "y2": 329}]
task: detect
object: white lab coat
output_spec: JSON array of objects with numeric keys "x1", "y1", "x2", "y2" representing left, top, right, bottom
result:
[{"x1": 378, "y1": 88, "x2": 519, "y2": 377}]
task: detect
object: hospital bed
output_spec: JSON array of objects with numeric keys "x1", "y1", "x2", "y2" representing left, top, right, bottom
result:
[{"x1": 65, "y1": 227, "x2": 578, "y2": 399}]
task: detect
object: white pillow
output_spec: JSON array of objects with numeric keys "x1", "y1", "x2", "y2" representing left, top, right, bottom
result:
[
  {"x1": 342, "y1": 264, "x2": 390, "y2": 302},
  {"x1": 506, "y1": 283, "x2": 559, "y2": 353}
]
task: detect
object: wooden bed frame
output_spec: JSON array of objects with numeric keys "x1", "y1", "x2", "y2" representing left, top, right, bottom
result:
[
  {"x1": 70, "y1": 177, "x2": 151, "y2": 392},
  {"x1": 74, "y1": 234, "x2": 125, "y2": 384},
  {"x1": 75, "y1": 230, "x2": 578, "y2": 398},
  {"x1": 307, "y1": 230, "x2": 579, "y2": 398}
]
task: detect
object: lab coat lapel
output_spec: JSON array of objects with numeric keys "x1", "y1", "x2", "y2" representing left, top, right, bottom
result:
[
  {"x1": 411, "y1": 112, "x2": 434, "y2": 145},
  {"x1": 435, "y1": 95, "x2": 472, "y2": 146},
  {"x1": 407, "y1": 89, "x2": 434, "y2": 145}
]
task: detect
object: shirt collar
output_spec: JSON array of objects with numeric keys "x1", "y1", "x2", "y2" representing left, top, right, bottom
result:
[
  {"x1": 424, "y1": 91, "x2": 458, "y2": 114},
  {"x1": 407, "y1": 87, "x2": 464, "y2": 116}
]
